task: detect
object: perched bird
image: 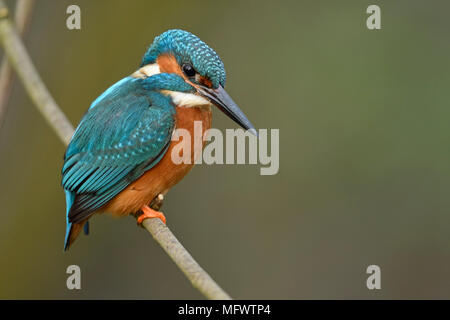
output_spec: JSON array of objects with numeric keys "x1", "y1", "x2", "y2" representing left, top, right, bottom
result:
[{"x1": 61, "y1": 29, "x2": 256, "y2": 250}]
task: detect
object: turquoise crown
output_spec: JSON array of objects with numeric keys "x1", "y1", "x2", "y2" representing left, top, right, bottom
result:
[{"x1": 141, "y1": 29, "x2": 226, "y2": 89}]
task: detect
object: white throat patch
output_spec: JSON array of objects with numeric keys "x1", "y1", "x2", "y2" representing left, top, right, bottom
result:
[
  {"x1": 161, "y1": 90, "x2": 211, "y2": 108},
  {"x1": 131, "y1": 63, "x2": 161, "y2": 78}
]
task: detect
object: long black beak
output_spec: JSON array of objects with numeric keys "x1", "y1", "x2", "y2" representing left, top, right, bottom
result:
[{"x1": 197, "y1": 85, "x2": 257, "y2": 136}]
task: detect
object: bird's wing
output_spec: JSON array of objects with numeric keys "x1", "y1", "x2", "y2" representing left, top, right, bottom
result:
[{"x1": 62, "y1": 77, "x2": 175, "y2": 224}]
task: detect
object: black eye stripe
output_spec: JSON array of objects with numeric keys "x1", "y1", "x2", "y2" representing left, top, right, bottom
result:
[{"x1": 182, "y1": 64, "x2": 196, "y2": 78}]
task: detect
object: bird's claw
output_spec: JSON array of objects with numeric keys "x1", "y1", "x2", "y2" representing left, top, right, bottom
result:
[{"x1": 137, "y1": 204, "x2": 166, "y2": 225}]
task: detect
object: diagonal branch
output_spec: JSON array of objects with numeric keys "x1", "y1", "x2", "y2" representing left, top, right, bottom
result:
[
  {"x1": 0, "y1": 1, "x2": 73, "y2": 144},
  {"x1": 0, "y1": 0, "x2": 36, "y2": 131},
  {"x1": 0, "y1": 0, "x2": 231, "y2": 300}
]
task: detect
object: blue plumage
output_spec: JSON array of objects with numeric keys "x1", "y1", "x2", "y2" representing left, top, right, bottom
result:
[
  {"x1": 142, "y1": 29, "x2": 226, "y2": 88},
  {"x1": 64, "y1": 190, "x2": 75, "y2": 248},
  {"x1": 62, "y1": 75, "x2": 192, "y2": 250},
  {"x1": 62, "y1": 29, "x2": 255, "y2": 250}
]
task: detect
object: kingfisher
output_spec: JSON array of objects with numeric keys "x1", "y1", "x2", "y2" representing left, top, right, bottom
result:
[{"x1": 61, "y1": 29, "x2": 256, "y2": 250}]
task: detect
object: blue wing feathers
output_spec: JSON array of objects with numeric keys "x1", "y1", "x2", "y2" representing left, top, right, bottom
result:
[
  {"x1": 68, "y1": 142, "x2": 170, "y2": 224},
  {"x1": 62, "y1": 76, "x2": 175, "y2": 234},
  {"x1": 64, "y1": 190, "x2": 75, "y2": 250},
  {"x1": 83, "y1": 221, "x2": 89, "y2": 235}
]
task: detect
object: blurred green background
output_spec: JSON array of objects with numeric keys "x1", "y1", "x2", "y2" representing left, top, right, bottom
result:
[{"x1": 0, "y1": 0, "x2": 449, "y2": 299}]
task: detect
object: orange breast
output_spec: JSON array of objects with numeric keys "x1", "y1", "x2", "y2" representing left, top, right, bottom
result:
[{"x1": 103, "y1": 106, "x2": 212, "y2": 216}]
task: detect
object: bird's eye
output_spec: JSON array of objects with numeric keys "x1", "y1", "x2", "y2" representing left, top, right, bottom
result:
[{"x1": 182, "y1": 64, "x2": 196, "y2": 78}]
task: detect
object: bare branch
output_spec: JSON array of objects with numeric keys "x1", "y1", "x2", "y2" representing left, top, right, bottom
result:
[
  {"x1": 143, "y1": 218, "x2": 232, "y2": 299},
  {"x1": 0, "y1": 0, "x2": 231, "y2": 300},
  {"x1": 0, "y1": 1, "x2": 73, "y2": 144},
  {"x1": 0, "y1": 0, "x2": 36, "y2": 130}
]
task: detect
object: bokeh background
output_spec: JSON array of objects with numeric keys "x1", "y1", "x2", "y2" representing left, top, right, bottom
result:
[{"x1": 0, "y1": 0, "x2": 449, "y2": 299}]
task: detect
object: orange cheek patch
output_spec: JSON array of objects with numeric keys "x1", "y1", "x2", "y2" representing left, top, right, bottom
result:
[
  {"x1": 157, "y1": 54, "x2": 184, "y2": 77},
  {"x1": 199, "y1": 76, "x2": 213, "y2": 88}
]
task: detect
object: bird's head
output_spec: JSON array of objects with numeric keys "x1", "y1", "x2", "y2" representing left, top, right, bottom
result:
[{"x1": 136, "y1": 29, "x2": 256, "y2": 134}]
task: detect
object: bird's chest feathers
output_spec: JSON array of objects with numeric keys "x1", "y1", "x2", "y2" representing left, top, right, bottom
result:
[
  {"x1": 108, "y1": 105, "x2": 212, "y2": 215},
  {"x1": 172, "y1": 105, "x2": 212, "y2": 163},
  {"x1": 152, "y1": 105, "x2": 212, "y2": 185},
  {"x1": 127, "y1": 106, "x2": 211, "y2": 195}
]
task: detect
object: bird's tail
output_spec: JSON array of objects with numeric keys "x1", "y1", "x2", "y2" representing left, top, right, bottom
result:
[
  {"x1": 64, "y1": 222, "x2": 86, "y2": 251},
  {"x1": 64, "y1": 190, "x2": 89, "y2": 251}
]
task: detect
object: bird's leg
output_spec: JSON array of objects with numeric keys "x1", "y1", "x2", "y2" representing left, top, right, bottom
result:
[
  {"x1": 149, "y1": 193, "x2": 165, "y2": 211},
  {"x1": 136, "y1": 194, "x2": 166, "y2": 225}
]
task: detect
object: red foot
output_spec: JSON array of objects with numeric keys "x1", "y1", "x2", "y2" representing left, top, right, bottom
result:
[{"x1": 137, "y1": 205, "x2": 166, "y2": 225}]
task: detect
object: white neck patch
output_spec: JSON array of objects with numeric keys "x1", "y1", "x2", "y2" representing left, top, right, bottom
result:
[
  {"x1": 161, "y1": 90, "x2": 211, "y2": 108},
  {"x1": 131, "y1": 63, "x2": 161, "y2": 79}
]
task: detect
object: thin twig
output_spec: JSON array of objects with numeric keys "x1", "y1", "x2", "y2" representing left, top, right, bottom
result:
[
  {"x1": 0, "y1": 1, "x2": 73, "y2": 144},
  {"x1": 0, "y1": 0, "x2": 36, "y2": 130},
  {"x1": 0, "y1": 0, "x2": 231, "y2": 300},
  {"x1": 142, "y1": 218, "x2": 232, "y2": 300}
]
